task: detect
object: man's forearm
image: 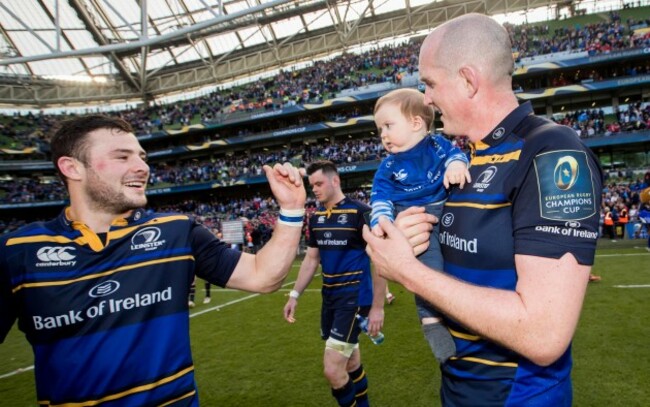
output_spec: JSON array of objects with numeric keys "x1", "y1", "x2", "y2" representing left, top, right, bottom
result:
[
  {"x1": 398, "y1": 254, "x2": 590, "y2": 366},
  {"x1": 250, "y1": 223, "x2": 303, "y2": 292}
]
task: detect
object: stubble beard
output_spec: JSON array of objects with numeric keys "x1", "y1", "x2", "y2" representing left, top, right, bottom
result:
[{"x1": 85, "y1": 168, "x2": 147, "y2": 214}]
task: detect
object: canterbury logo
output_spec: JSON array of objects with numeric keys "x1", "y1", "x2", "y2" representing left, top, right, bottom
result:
[{"x1": 36, "y1": 246, "x2": 76, "y2": 262}]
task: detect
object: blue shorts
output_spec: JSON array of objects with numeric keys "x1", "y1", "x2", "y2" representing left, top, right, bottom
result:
[{"x1": 321, "y1": 302, "x2": 370, "y2": 344}]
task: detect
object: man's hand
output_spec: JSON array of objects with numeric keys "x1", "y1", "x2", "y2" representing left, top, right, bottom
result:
[
  {"x1": 263, "y1": 163, "x2": 306, "y2": 209},
  {"x1": 393, "y1": 206, "x2": 436, "y2": 256},
  {"x1": 371, "y1": 223, "x2": 386, "y2": 238},
  {"x1": 283, "y1": 298, "x2": 298, "y2": 323},
  {"x1": 363, "y1": 217, "x2": 419, "y2": 283},
  {"x1": 367, "y1": 306, "x2": 385, "y2": 337}
]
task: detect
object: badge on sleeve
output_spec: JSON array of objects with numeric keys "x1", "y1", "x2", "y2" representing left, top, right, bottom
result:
[{"x1": 534, "y1": 150, "x2": 597, "y2": 221}]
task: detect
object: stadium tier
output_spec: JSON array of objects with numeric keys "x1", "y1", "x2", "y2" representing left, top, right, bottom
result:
[{"x1": 1, "y1": 5, "x2": 650, "y2": 224}]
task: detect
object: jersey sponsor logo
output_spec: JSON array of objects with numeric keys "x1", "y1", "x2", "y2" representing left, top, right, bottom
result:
[
  {"x1": 130, "y1": 227, "x2": 166, "y2": 251},
  {"x1": 337, "y1": 214, "x2": 348, "y2": 224},
  {"x1": 439, "y1": 231, "x2": 477, "y2": 253},
  {"x1": 35, "y1": 246, "x2": 77, "y2": 267},
  {"x1": 492, "y1": 127, "x2": 505, "y2": 140},
  {"x1": 441, "y1": 213, "x2": 455, "y2": 227},
  {"x1": 316, "y1": 238, "x2": 349, "y2": 246},
  {"x1": 393, "y1": 168, "x2": 408, "y2": 182},
  {"x1": 472, "y1": 166, "x2": 498, "y2": 191},
  {"x1": 317, "y1": 215, "x2": 326, "y2": 224},
  {"x1": 88, "y1": 280, "x2": 121, "y2": 298},
  {"x1": 534, "y1": 150, "x2": 597, "y2": 221},
  {"x1": 32, "y1": 286, "x2": 172, "y2": 331},
  {"x1": 324, "y1": 232, "x2": 333, "y2": 238},
  {"x1": 534, "y1": 225, "x2": 598, "y2": 239}
]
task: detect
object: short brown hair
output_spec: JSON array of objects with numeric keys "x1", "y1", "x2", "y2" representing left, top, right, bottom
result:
[
  {"x1": 51, "y1": 115, "x2": 133, "y2": 185},
  {"x1": 306, "y1": 160, "x2": 339, "y2": 177},
  {"x1": 374, "y1": 88, "x2": 435, "y2": 132}
]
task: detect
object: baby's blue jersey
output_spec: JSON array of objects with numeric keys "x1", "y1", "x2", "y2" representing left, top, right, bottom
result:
[{"x1": 370, "y1": 134, "x2": 468, "y2": 226}]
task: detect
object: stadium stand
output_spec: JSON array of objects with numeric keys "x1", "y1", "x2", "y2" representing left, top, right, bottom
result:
[{"x1": 1, "y1": 3, "x2": 650, "y2": 240}]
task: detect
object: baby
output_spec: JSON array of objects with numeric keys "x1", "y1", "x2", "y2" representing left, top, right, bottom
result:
[{"x1": 371, "y1": 88, "x2": 471, "y2": 363}]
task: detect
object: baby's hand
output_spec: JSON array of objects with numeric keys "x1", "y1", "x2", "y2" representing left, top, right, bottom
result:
[
  {"x1": 444, "y1": 161, "x2": 472, "y2": 189},
  {"x1": 371, "y1": 223, "x2": 386, "y2": 238}
]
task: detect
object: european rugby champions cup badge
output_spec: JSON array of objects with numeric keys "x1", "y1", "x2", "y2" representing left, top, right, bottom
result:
[{"x1": 534, "y1": 150, "x2": 597, "y2": 221}]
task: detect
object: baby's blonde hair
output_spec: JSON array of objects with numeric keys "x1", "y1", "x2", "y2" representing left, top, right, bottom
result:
[{"x1": 374, "y1": 88, "x2": 434, "y2": 131}]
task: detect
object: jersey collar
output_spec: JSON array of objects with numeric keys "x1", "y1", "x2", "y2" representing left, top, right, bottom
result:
[{"x1": 479, "y1": 101, "x2": 534, "y2": 147}]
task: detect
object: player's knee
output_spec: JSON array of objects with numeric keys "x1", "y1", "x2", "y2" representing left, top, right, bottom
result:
[{"x1": 325, "y1": 337, "x2": 357, "y2": 359}]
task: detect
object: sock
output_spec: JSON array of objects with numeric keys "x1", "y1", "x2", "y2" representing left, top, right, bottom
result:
[
  {"x1": 331, "y1": 377, "x2": 357, "y2": 407},
  {"x1": 349, "y1": 365, "x2": 369, "y2": 407},
  {"x1": 188, "y1": 281, "x2": 196, "y2": 302},
  {"x1": 423, "y1": 322, "x2": 456, "y2": 364}
]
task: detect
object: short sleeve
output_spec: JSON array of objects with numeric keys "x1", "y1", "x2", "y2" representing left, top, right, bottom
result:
[
  {"x1": 509, "y1": 125, "x2": 603, "y2": 265},
  {"x1": 190, "y1": 223, "x2": 242, "y2": 287}
]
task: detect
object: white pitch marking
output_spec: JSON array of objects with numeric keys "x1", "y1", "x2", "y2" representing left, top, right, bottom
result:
[
  {"x1": 613, "y1": 285, "x2": 650, "y2": 288},
  {"x1": 0, "y1": 365, "x2": 34, "y2": 380},
  {"x1": 190, "y1": 274, "x2": 320, "y2": 318},
  {"x1": 596, "y1": 253, "x2": 649, "y2": 257}
]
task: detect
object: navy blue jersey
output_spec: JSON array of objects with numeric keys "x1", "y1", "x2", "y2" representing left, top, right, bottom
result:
[
  {"x1": 0, "y1": 208, "x2": 241, "y2": 406},
  {"x1": 371, "y1": 134, "x2": 468, "y2": 227},
  {"x1": 439, "y1": 102, "x2": 602, "y2": 406},
  {"x1": 308, "y1": 198, "x2": 373, "y2": 307}
]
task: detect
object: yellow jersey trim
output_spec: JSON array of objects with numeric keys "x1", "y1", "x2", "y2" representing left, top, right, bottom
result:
[
  {"x1": 40, "y1": 365, "x2": 195, "y2": 407},
  {"x1": 322, "y1": 270, "x2": 363, "y2": 278},
  {"x1": 12, "y1": 255, "x2": 195, "y2": 293},
  {"x1": 444, "y1": 202, "x2": 511, "y2": 209},
  {"x1": 449, "y1": 356, "x2": 518, "y2": 368},
  {"x1": 6, "y1": 215, "x2": 189, "y2": 248},
  {"x1": 323, "y1": 281, "x2": 360, "y2": 288},
  {"x1": 449, "y1": 328, "x2": 481, "y2": 341},
  {"x1": 471, "y1": 150, "x2": 521, "y2": 166}
]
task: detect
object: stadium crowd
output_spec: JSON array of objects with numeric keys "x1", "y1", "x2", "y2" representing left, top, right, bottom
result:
[
  {"x1": 1, "y1": 10, "x2": 650, "y2": 152},
  {"x1": 2, "y1": 12, "x2": 650, "y2": 243},
  {"x1": 507, "y1": 11, "x2": 650, "y2": 59}
]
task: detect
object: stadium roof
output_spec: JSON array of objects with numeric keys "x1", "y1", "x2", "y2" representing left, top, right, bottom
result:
[{"x1": 0, "y1": 0, "x2": 569, "y2": 107}]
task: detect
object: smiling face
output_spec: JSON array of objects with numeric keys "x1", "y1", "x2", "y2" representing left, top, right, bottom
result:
[
  {"x1": 78, "y1": 128, "x2": 150, "y2": 215},
  {"x1": 374, "y1": 102, "x2": 426, "y2": 154}
]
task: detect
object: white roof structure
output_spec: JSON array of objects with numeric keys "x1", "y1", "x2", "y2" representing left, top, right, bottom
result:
[{"x1": 0, "y1": 0, "x2": 571, "y2": 107}]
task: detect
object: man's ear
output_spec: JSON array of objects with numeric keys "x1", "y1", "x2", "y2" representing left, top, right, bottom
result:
[
  {"x1": 332, "y1": 174, "x2": 341, "y2": 188},
  {"x1": 458, "y1": 65, "x2": 479, "y2": 98},
  {"x1": 57, "y1": 156, "x2": 83, "y2": 182}
]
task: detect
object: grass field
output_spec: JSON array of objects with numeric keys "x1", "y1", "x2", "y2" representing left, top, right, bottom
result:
[{"x1": 1, "y1": 239, "x2": 648, "y2": 406}]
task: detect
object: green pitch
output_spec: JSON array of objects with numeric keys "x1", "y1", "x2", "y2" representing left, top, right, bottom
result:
[{"x1": 1, "y1": 240, "x2": 649, "y2": 406}]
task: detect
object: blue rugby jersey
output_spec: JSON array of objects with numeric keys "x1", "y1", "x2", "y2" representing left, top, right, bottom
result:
[
  {"x1": 439, "y1": 102, "x2": 602, "y2": 406},
  {"x1": 308, "y1": 198, "x2": 373, "y2": 307},
  {"x1": 0, "y1": 208, "x2": 241, "y2": 407},
  {"x1": 370, "y1": 134, "x2": 468, "y2": 227}
]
